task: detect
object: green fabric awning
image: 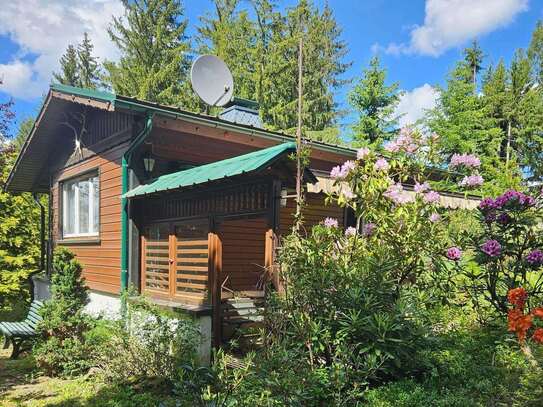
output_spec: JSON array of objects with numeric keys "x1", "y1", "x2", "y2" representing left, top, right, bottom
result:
[{"x1": 124, "y1": 142, "x2": 305, "y2": 199}]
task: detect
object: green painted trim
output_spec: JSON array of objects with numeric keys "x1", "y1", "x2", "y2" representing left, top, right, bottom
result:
[
  {"x1": 120, "y1": 114, "x2": 154, "y2": 294},
  {"x1": 50, "y1": 83, "x2": 116, "y2": 104}
]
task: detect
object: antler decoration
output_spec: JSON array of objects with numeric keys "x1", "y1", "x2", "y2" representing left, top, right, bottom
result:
[{"x1": 60, "y1": 107, "x2": 88, "y2": 159}]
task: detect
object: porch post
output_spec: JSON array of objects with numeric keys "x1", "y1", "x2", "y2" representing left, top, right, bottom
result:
[{"x1": 209, "y1": 232, "x2": 223, "y2": 348}]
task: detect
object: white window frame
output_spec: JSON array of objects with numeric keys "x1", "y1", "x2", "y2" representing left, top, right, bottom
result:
[{"x1": 61, "y1": 172, "x2": 99, "y2": 238}]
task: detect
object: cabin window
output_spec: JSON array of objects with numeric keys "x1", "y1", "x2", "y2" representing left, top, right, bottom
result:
[{"x1": 62, "y1": 173, "x2": 99, "y2": 238}]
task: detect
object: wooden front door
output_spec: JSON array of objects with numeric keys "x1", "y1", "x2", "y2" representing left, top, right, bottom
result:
[{"x1": 141, "y1": 219, "x2": 210, "y2": 305}]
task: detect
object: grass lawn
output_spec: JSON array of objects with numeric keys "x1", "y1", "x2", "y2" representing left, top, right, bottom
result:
[{"x1": 0, "y1": 346, "x2": 179, "y2": 407}]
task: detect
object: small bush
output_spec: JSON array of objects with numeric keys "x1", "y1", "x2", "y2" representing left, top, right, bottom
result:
[
  {"x1": 98, "y1": 297, "x2": 200, "y2": 389},
  {"x1": 34, "y1": 247, "x2": 95, "y2": 377}
]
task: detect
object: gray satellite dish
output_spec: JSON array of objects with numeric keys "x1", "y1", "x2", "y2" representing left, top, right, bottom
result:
[{"x1": 190, "y1": 55, "x2": 234, "y2": 107}]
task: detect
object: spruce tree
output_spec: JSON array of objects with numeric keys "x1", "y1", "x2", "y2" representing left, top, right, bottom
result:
[
  {"x1": 54, "y1": 34, "x2": 101, "y2": 89},
  {"x1": 53, "y1": 45, "x2": 79, "y2": 87},
  {"x1": 104, "y1": 0, "x2": 197, "y2": 108},
  {"x1": 77, "y1": 33, "x2": 100, "y2": 89},
  {"x1": 426, "y1": 60, "x2": 506, "y2": 192},
  {"x1": 197, "y1": 0, "x2": 348, "y2": 136},
  {"x1": 463, "y1": 40, "x2": 484, "y2": 89},
  {"x1": 528, "y1": 20, "x2": 543, "y2": 84},
  {"x1": 198, "y1": 0, "x2": 257, "y2": 100},
  {"x1": 348, "y1": 56, "x2": 401, "y2": 146}
]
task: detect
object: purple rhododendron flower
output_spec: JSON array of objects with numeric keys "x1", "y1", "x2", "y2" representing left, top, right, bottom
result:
[
  {"x1": 374, "y1": 158, "x2": 390, "y2": 171},
  {"x1": 423, "y1": 190, "x2": 440, "y2": 204},
  {"x1": 429, "y1": 213, "x2": 441, "y2": 223},
  {"x1": 324, "y1": 217, "x2": 338, "y2": 228},
  {"x1": 446, "y1": 247, "x2": 462, "y2": 261},
  {"x1": 526, "y1": 250, "x2": 543, "y2": 266},
  {"x1": 493, "y1": 190, "x2": 535, "y2": 210},
  {"x1": 484, "y1": 211, "x2": 497, "y2": 223},
  {"x1": 357, "y1": 147, "x2": 370, "y2": 160},
  {"x1": 479, "y1": 197, "x2": 498, "y2": 212},
  {"x1": 341, "y1": 160, "x2": 356, "y2": 175},
  {"x1": 459, "y1": 174, "x2": 484, "y2": 187},
  {"x1": 497, "y1": 213, "x2": 511, "y2": 225},
  {"x1": 449, "y1": 153, "x2": 481, "y2": 169},
  {"x1": 481, "y1": 239, "x2": 501, "y2": 257},
  {"x1": 362, "y1": 223, "x2": 376, "y2": 237},
  {"x1": 414, "y1": 182, "x2": 430, "y2": 193},
  {"x1": 345, "y1": 226, "x2": 357, "y2": 237}
]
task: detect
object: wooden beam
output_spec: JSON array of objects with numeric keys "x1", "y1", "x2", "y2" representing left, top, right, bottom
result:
[
  {"x1": 155, "y1": 117, "x2": 351, "y2": 164},
  {"x1": 209, "y1": 232, "x2": 223, "y2": 348}
]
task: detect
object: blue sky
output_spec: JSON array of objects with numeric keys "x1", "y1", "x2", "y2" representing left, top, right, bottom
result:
[{"x1": 0, "y1": 0, "x2": 542, "y2": 136}]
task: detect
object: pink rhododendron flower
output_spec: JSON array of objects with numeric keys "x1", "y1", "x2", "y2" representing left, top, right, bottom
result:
[
  {"x1": 449, "y1": 153, "x2": 481, "y2": 169},
  {"x1": 330, "y1": 165, "x2": 343, "y2": 179},
  {"x1": 357, "y1": 147, "x2": 370, "y2": 160},
  {"x1": 341, "y1": 186, "x2": 355, "y2": 200},
  {"x1": 374, "y1": 158, "x2": 389, "y2": 171},
  {"x1": 446, "y1": 247, "x2": 462, "y2": 261},
  {"x1": 414, "y1": 182, "x2": 430, "y2": 193},
  {"x1": 324, "y1": 217, "x2": 338, "y2": 228},
  {"x1": 384, "y1": 141, "x2": 400, "y2": 153},
  {"x1": 345, "y1": 226, "x2": 357, "y2": 236},
  {"x1": 429, "y1": 213, "x2": 441, "y2": 222},
  {"x1": 459, "y1": 174, "x2": 484, "y2": 187},
  {"x1": 341, "y1": 160, "x2": 356, "y2": 175},
  {"x1": 362, "y1": 223, "x2": 376, "y2": 237},
  {"x1": 423, "y1": 190, "x2": 440, "y2": 204},
  {"x1": 384, "y1": 183, "x2": 413, "y2": 205}
]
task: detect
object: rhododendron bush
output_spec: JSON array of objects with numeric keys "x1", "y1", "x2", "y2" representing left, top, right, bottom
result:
[
  {"x1": 323, "y1": 127, "x2": 481, "y2": 292},
  {"x1": 461, "y1": 189, "x2": 543, "y2": 315},
  {"x1": 269, "y1": 128, "x2": 484, "y2": 399}
]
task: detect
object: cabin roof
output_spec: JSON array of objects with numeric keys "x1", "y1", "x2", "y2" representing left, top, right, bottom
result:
[
  {"x1": 124, "y1": 142, "x2": 316, "y2": 199},
  {"x1": 5, "y1": 84, "x2": 355, "y2": 193}
]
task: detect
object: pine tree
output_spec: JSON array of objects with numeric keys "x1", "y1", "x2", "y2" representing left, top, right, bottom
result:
[
  {"x1": 77, "y1": 33, "x2": 100, "y2": 89},
  {"x1": 53, "y1": 45, "x2": 79, "y2": 87},
  {"x1": 104, "y1": 0, "x2": 197, "y2": 108},
  {"x1": 348, "y1": 56, "x2": 401, "y2": 146},
  {"x1": 463, "y1": 40, "x2": 484, "y2": 89}
]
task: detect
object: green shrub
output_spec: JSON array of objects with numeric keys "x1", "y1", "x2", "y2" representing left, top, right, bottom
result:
[
  {"x1": 98, "y1": 297, "x2": 200, "y2": 389},
  {"x1": 34, "y1": 247, "x2": 95, "y2": 377}
]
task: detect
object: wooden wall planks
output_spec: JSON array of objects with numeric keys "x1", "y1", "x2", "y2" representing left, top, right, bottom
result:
[{"x1": 51, "y1": 141, "x2": 129, "y2": 294}]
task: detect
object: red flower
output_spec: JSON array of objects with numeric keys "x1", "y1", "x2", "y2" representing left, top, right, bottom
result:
[
  {"x1": 531, "y1": 307, "x2": 543, "y2": 319},
  {"x1": 508, "y1": 287, "x2": 528, "y2": 309},
  {"x1": 508, "y1": 309, "x2": 533, "y2": 343},
  {"x1": 532, "y1": 328, "x2": 543, "y2": 344}
]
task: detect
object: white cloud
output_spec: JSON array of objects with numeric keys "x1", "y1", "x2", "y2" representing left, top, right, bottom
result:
[
  {"x1": 381, "y1": 0, "x2": 529, "y2": 57},
  {"x1": 0, "y1": 0, "x2": 124, "y2": 100},
  {"x1": 395, "y1": 84, "x2": 439, "y2": 127}
]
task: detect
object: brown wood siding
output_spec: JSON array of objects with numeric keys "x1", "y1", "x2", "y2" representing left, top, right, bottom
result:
[
  {"x1": 51, "y1": 141, "x2": 129, "y2": 294},
  {"x1": 219, "y1": 217, "x2": 268, "y2": 292},
  {"x1": 279, "y1": 193, "x2": 344, "y2": 237}
]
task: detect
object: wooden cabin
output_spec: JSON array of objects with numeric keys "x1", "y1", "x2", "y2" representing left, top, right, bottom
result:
[{"x1": 5, "y1": 84, "x2": 353, "y2": 349}]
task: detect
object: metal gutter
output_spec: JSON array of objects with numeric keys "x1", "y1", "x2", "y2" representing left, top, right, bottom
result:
[{"x1": 120, "y1": 114, "x2": 154, "y2": 293}]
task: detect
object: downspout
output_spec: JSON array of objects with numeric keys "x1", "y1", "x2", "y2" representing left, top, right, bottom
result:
[{"x1": 120, "y1": 113, "x2": 154, "y2": 294}]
